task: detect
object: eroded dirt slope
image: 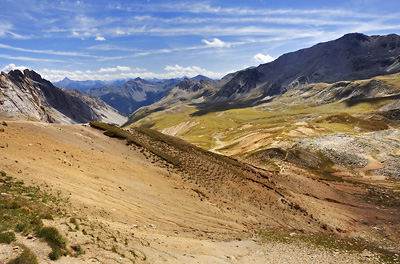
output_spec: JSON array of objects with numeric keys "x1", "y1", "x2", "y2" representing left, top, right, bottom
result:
[{"x1": 0, "y1": 120, "x2": 399, "y2": 263}]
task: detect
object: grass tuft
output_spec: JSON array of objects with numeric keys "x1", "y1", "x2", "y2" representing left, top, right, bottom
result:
[
  {"x1": 8, "y1": 244, "x2": 39, "y2": 264},
  {"x1": 0, "y1": 231, "x2": 16, "y2": 244},
  {"x1": 36, "y1": 227, "x2": 66, "y2": 260}
]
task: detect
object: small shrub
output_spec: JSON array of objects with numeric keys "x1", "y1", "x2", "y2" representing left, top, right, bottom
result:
[
  {"x1": 1, "y1": 121, "x2": 8, "y2": 126},
  {"x1": 129, "y1": 249, "x2": 138, "y2": 258},
  {"x1": 111, "y1": 245, "x2": 118, "y2": 253},
  {"x1": 70, "y1": 217, "x2": 79, "y2": 230},
  {"x1": 71, "y1": 244, "x2": 84, "y2": 256},
  {"x1": 36, "y1": 227, "x2": 66, "y2": 260},
  {"x1": 9, "y1": 201, "x2": 20, "y2": 209},
  {"x1": 41, "y1": 213, "x2": 54, "y2": 220},
  {"x1": 8, "y1": 244, "x2": 39, "y2": 264},
  {"x1": 0, "y1": 231, "x2": 16, "y2": 244}
]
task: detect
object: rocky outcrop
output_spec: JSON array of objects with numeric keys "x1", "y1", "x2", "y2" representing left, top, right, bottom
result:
[{"x1": 0, "y1": 69, "x2": 127, "y2": 124}]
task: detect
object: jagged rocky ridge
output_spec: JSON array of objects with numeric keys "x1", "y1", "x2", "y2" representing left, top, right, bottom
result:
[{"x1": 0, "y1": 69, "x2": 127, "y2": 124}]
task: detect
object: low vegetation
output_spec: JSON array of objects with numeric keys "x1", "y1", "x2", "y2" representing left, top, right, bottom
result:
[
  {"x1": 0, "y1": 170, "x2": 72, "y2": 261},
  {"x1": 314, "y1": 113, "x2": 388, "y2": 131},
  {"x1": 8, "y1": 244, "x2": 39, "y2": 264},
  {"x1": 0, "y1": 231, "x2": 16, "y2": 244},
  {"x1": 37, "y1": 227, "x2": 66, "y2": 260}
]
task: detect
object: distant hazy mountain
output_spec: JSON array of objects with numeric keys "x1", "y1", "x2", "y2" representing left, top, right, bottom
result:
[
  {"x1": 0, "y1": 70, "x2": 127, "y2": 124},
  {"x1": 86, "y1": 77, "x2": 181, "y2": 114},
  {"x1": 189, "y1": 75, "x2": 213, "y2": 82},
  {"x1": 54, "y1": 77, "x2": 132, "y2": 93}
]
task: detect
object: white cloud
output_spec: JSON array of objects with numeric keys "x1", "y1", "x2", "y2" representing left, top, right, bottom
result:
[
  {"x1": 201, "y1": 38, "x2": 231, "y2": 48},
  {"x1": 0, "y1": 44, "x2": 97, "y2": 57},
  {"x1": 164, "y1": 64, "x2": 223, "y2": 79},
  {"x1": 0, "y1": 54, "x2": 64, "y2": 62},
  {"x1": 95, "y1": 36, "x2": 106, "y2": 41},
  {"x1": 254, "y1": 53, "x2": 275, "y2": 63},
  {"x1": 98, "y1": 66, "x2": 132, "y2": 73},
  {"x1": 0, "y1": 23, "x2": 30, "y2": 39},
  {"x1": 134, "y1": 67, "x2": 148, "y2": 72},
  {"x1": 1, "y1": 63, "x2": 28, "y2": 73},
  {"x1": 38, "y1": 65, "x2": 226, "y2": 82}
]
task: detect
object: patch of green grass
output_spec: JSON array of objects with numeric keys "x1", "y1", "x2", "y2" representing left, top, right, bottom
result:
[
  {"x1": 0, "y1": 171, "x2": 60, "y2": 235},
  {"x1": 8, "y1": 244, "x2": 39, "y2": 264},
  {"x1": 257, "y1": 160, "x2": 281, "y2": 172},
  {"x1": 90, "y1": 122, "x2": 130, "y2": 139},
  {"x1": 314, "y1": 113, "x2": 388, "y2": 132},
  {"x1": 36, "y1": 226, "x2": 66, "y2": 260},
  {"x1": 0, "y1": 171, "x2": 69, "y2": 260},
  {"x1": 0, "y1": 231, "x2": 16, "y2": 244}
]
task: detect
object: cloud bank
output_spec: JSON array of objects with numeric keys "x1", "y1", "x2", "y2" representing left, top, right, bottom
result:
[{"x1": 254, "y1": 53, "x2": 275, "y2": 63}]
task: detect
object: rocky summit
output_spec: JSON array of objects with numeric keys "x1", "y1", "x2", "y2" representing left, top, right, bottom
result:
[{"x1": 213, "y1": 33, "x2": 400, "y2": 103}]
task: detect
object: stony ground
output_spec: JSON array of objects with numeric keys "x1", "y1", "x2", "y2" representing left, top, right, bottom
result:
[{"x1": 0, "y1": 119, "x2": 398, "y2": 263}]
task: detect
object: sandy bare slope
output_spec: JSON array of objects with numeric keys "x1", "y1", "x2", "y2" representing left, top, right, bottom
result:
[{"x1": 0, "y1": 120, "x2": 398, "y2": 263}]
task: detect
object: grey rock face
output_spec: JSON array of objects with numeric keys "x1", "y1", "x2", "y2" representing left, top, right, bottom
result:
[{"x1": 0, "y1": 69, "x2": 127, "y2": 124}]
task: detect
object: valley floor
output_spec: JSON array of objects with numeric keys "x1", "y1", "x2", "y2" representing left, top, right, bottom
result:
[{"x1": 0, "y1": 120, "x2": 398, "y2": 263}]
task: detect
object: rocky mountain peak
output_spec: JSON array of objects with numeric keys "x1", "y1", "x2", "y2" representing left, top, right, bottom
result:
[
  {"x1": 176, "y1": 78, "x2": 204, "y2": 93},
  {"x1": 339, "y1": 32, "x2": 370, "y2": 42},
  {"x1": 0, "y1": 69, "x2": 126, "y2": 124},
  {"x1": 212, "y1": 33, "x2": 400, "y2": 103},
  {"x1": 7, "y1": 69, "x2": 25, "y2": 81},
  {"x1": 23, "y1": 69, "x2": 44, "y2": 82}
]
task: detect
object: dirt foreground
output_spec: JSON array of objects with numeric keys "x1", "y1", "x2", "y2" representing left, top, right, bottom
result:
[{"x1": 0, "y1": 120, "x2": 398, "y2": 263}]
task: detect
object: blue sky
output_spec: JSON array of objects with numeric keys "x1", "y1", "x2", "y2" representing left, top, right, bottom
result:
[{"x1": 1, "y1": 0, "x2": 400, "y2": 82}]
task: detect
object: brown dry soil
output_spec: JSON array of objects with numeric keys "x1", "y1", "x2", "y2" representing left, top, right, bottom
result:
[{"x1": 0, "y1": 119, "x2": 399, "y2": 263}]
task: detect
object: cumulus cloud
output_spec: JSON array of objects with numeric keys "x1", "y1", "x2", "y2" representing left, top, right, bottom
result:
[
  {"x1": 254, "y1": 53, "x2": 275, "y2": 63},
  {"x1": 133, "y1": 67, "x2": 148, "y2": 72},
  {"x1": 38, "y1": 64, "x2": 225, "y2": 82},
  {"x1": 164, "y1": 64, "x2": 223, "y2": 79},
  {"x1": 201, "y1": 38, "x2": 231, "y2": 48},
  {"x1": 95, "y1": 36, "x2": 106, "y2": 41},
  {"x1": 1, "y1": 63, "x2": 28, "y2": 72},
  {"x1": 98, "y1": 65, "x2": 132, "y2": 73}
]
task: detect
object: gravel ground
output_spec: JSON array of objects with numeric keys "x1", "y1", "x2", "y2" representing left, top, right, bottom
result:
[{"x1": 294, "y1": 129, "x2": 400, "y2": 178}]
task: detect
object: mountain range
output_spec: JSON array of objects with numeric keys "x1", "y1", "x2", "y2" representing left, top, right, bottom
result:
[
  {"x1": 85, "y1": 77, "x2": 181, "y2": 114},
  {"x1": 53, "y1": 77, "x2": 130, "y2": 93},
  {"x1": 2, "y1": 33, "x2": 400, "y2": 127},
  {"x1": 0, "y1": 69, "x2": 127, "y2": 124},
  {"x1": 125, "y1": 33, "x2": 400, "y2": 126},
  {"x1": 53, "y1": 75, "x2": 212, "y2": 115},
  {"x1": 124, "y1": 33, "x2": 400, "y2": 182},
  {"x1": 0, "y1": 33, "x2": 400, "y2": 263}
]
